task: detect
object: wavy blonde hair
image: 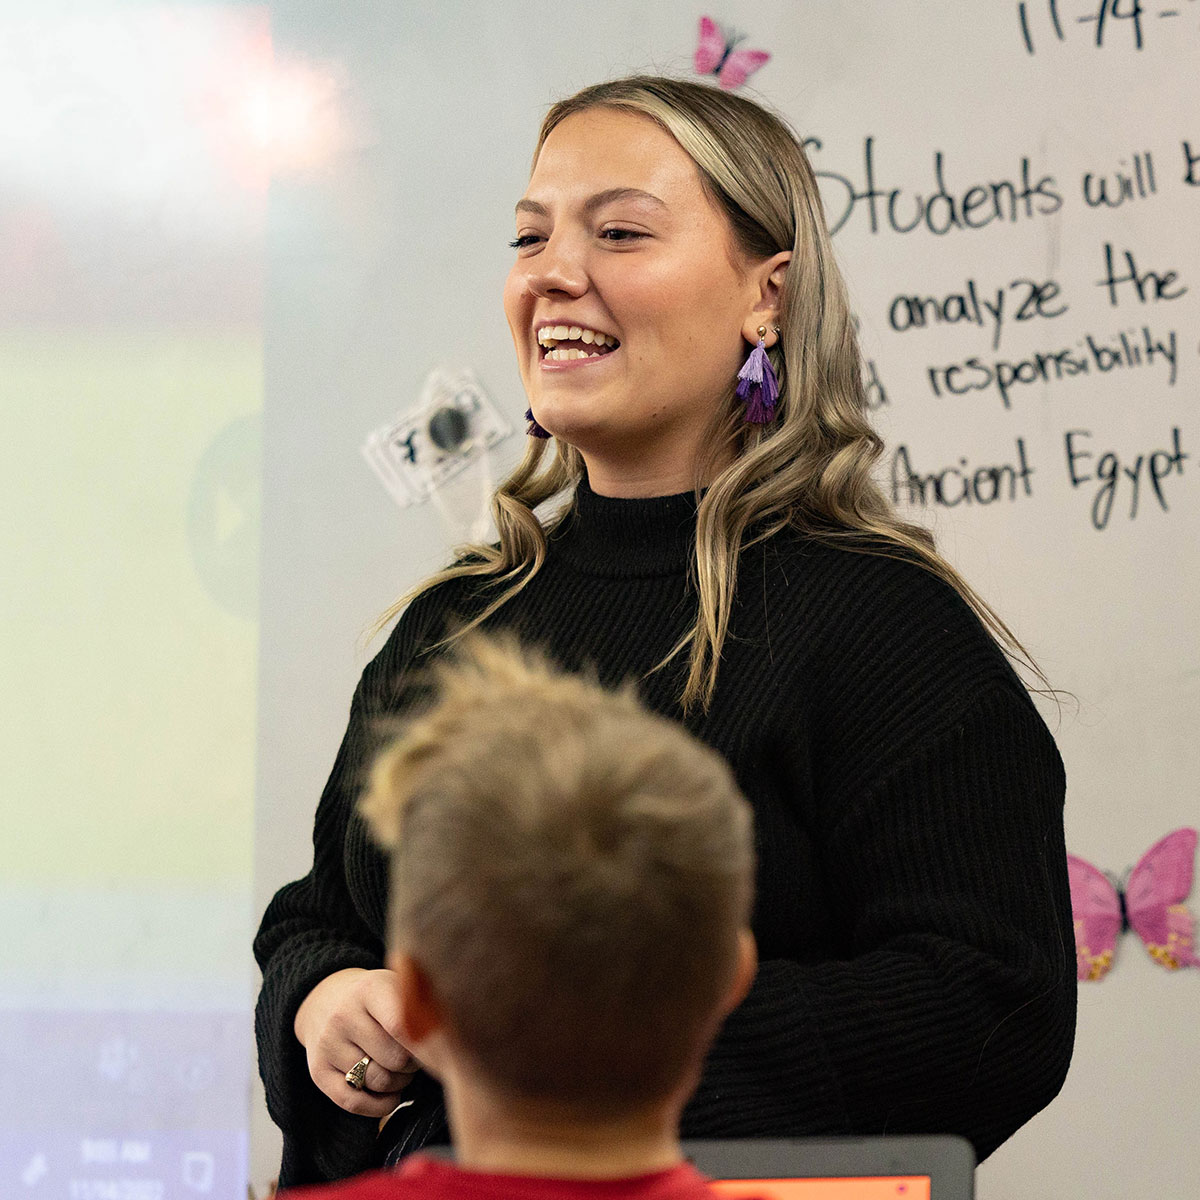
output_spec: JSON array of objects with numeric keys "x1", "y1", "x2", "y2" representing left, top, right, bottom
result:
[{"x1": 378, "y1": 75, "x2": 1047, "y2": 711}]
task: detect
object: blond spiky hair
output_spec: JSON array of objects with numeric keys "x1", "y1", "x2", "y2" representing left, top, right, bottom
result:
[{"x1": 359, "y1": 635, "x2": 754, "y2": 1113}]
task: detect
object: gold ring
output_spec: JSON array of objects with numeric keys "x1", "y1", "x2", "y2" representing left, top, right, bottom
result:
[{"x1": 344, "y1": 1054, "x2": 370, "y2": 1090}]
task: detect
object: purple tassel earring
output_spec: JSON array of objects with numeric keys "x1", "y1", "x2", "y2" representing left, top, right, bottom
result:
[
  {"x1": 736, "y1": 325, "x2": 780, "y2": 424},
  {"x1": 524, "y1": 407, "x2": 551, "y2": 439}
]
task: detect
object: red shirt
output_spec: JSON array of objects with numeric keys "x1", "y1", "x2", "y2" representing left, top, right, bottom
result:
[{"x1": 286, "y1": 1155, "x2": 729, "y2": 1200}]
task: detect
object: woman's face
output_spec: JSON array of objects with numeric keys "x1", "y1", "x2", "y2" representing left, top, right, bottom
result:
[{"x1": 503, "y1": 106, "x2": 776, "y2": 497}]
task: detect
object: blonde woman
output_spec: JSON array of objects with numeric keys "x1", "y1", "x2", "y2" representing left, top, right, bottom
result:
[{"x1": 255, "y1": 77, "x2": 1075, "y2": 1189}]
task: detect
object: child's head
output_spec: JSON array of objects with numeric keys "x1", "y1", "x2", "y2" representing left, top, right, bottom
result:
[{"x1": 359, "y1": 636, "x2": 755, "y2": 1120}]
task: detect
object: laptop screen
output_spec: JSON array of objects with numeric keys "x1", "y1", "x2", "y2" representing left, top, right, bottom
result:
[
  {"x1": 686, "y1": 1135, "x2": 971, "y2": 1199},
  {"x1": 711, "y1": 1177, "x2": 931, "y2": 1199}
]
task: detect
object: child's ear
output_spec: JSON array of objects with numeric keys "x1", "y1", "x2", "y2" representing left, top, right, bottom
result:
[
  {"x1": 386, "y1": 950, "x2": 445, "y2": 1047},
  {"x1": 720, "y1": 929, "x2": 758, "y2": 1016}
]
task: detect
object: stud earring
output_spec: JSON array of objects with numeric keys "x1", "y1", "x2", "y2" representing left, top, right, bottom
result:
[{"x1": 736, "y1": 325, "x2": 780, "y2": 424}]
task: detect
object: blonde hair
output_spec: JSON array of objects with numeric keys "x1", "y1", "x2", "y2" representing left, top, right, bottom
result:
[
  {"x1": 360, "y1": 635, "x2": 754, "y2": 1112},
  {"x1": 377, "y1": 75, "x2": 1047, "y2": 711}
]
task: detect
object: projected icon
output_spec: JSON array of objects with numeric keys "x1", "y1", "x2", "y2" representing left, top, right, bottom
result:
[
  {"x1": 97, "y1": 1036, "x2": 138, "y2": 1084},
  {"x1": 21, "y1": 1153, "x2": 48, "y2": 1187},
  {"x1": 177, "y1": 1053, "x2": 216, "y2": 1092},
  {"x1": 187, "y1": 414, "x2": 261, "y2": 620},
  {"x1": 182, "y1": 1151, "x2": 214, "y2": 1193}
]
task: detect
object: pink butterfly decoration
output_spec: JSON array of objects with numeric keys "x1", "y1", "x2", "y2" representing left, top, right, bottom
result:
[
  {"x1": 694, "y1": 15, "x2": 770, "y2": 90},
  {"x1": 1067, "y1": 827, "x2": 1200, "y2": 981}
]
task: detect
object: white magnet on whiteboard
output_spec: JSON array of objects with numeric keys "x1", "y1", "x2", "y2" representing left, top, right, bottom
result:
[{"x1": 361, "y1": 367, "x2": 511, "y2": 507}]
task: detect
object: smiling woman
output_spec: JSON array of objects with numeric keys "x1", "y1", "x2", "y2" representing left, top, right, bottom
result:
[
  {"x1": 254, "y1": 76, "x2": 1077, "y2": 1189},
  {"x1": 503, "y1": 107, "x2": 787, "y2": 498}
]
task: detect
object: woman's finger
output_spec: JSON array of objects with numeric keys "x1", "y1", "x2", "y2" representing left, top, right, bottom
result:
[
  {"x1": 318, "y1": 1062, "x2": 405, "y2": 1117},
  {"x1": 348, "y1": 1015, "x2": 417, "y2": 1076},
  {"x1": 341, "y1": 1046, "x2": 418, "y2": 1095},
  {"x1": 360, "y1": 1054, "x2": 418, "y2": 1094},
  {"x1": 355, "y1": 971, "x2": 416, "y2": 1065},
  {"x1": 305, "y1": 1042, "x2": 414, "y2": 1116}
]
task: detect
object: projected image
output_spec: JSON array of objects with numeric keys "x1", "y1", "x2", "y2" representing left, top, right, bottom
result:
[{"x1": 0, "y1": 2, "x2": 340, "y2": 1195}]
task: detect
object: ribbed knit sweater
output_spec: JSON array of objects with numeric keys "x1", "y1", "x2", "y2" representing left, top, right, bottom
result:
[{"x1": 254, "y1": 480, "x2": 1076, "y2": 1188}]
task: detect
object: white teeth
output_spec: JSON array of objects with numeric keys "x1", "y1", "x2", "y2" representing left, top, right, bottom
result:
[
  {"x1": 536, "y1": 325, "x2": 618, "y2": 349},
  {"x1": 544, "y1": 347, "x2": 605, "y2": 361}
]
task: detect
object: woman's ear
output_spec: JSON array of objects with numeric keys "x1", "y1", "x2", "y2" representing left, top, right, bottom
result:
[{"x1": 743, "y1": 251, "x2": 790, "y2": 347}]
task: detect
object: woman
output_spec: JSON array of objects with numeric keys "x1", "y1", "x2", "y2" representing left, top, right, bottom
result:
[{"x1": 255, "y1": 76, "x2": 1075, "y2": 1188}]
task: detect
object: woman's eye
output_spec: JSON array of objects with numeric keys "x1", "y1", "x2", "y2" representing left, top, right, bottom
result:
[
  {"x1": 599, "y1": 228, "x2": 646, "y2": 242},
  {"x1": 508, "y1": 234, "x2": 543, "y2": 249}
]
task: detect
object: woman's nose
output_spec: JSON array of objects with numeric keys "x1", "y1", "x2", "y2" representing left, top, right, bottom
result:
[{"x1": 524, "y1": 234, "x2": 588, "y2": 300}]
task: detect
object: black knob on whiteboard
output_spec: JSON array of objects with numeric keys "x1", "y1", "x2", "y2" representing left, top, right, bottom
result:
[{"x1": 428, "y1": 406, "x2": 470, "y2": 452}]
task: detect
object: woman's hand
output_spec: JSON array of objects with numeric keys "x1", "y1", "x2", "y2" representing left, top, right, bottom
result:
[{"x1": 294, "y1": 967, "x2": 420, "y2": 1117}]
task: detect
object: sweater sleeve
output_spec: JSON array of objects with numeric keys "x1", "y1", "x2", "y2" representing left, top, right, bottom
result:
[
  {"x1": 253, "y1": 596, "x2": 446, "y2": 1187},
  {"x1": 683, "y1": 683, "x2": 1076, "y2": 1160}
]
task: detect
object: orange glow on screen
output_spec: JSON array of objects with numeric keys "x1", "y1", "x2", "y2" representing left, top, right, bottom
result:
[{"x1": 710, "y1": 1177, "x2": 930, "y2": 1200}]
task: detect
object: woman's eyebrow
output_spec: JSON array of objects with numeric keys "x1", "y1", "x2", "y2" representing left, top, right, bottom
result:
[{"x1": 514, "y1": 187, "x2": 668, "y2": 217}]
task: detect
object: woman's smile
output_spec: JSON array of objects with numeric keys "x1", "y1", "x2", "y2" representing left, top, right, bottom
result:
[{"x1": 536, "y1": 321, "x2": 621, "y2": 367}]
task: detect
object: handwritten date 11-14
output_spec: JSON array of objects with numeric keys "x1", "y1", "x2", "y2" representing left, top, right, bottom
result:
[{"x1": 1018, "y1": 1, "x2": 1198, "y2": 54}]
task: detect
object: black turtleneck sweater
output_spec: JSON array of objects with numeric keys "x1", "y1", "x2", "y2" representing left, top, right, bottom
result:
[{"x1": 254, "y1": 482, "x2": 1076, "y2": 1187}]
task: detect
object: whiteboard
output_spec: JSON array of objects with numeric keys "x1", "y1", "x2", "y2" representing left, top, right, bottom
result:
[{"x1": 255, "y1": 4, "x2": 1200, "y2": 1197}]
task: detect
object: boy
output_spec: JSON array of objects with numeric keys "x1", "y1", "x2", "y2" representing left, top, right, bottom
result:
[{"x1": 291, "y1": 637, "x2": 756, "y2": 1198}]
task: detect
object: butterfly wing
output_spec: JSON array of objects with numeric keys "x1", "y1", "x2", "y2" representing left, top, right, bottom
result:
[
  {"x1": 1067, "y1": 854, "x2": 1122, "y2": 980},
  {"x1": 1125, "y1": 827, "x2": 1200, "y2": 970},
  {"x1": 694, "y1": 16, "x2": 728, "y2": 75},
  {"x1": 718, "y1": 48, "x2": 771, "y2": 90}
]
